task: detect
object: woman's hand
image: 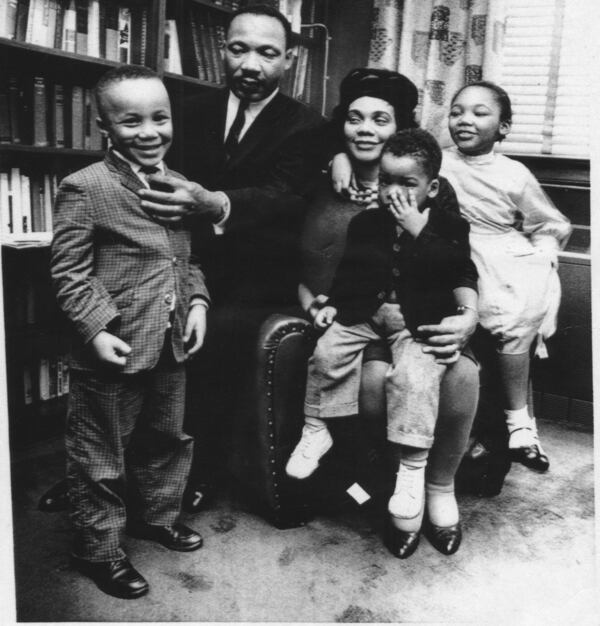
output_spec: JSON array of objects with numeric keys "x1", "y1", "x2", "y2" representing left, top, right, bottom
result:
[
  {"x1": 387, "y1": 189, "x2": 429, "y2": 238},
  {"x1": 331, "y1": 152, "x2": 353, "y2": 196},
  {"x1": 314, "y1": 305, "x2": 338, "y2": 330},
  {"x1": 307, "y1": 294, "x2": 330, "y2": 322},
  {"x1": 416, "y1": 310, "x2": 478, "y2": 364}
]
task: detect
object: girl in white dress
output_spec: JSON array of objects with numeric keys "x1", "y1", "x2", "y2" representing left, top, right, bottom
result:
[{"x1": 441, "y1": 81, "x2": 571, "y2": 472}]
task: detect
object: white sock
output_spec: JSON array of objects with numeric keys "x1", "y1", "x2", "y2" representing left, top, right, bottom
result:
[
  {"x1": 388, "y1": 447, "x2": 428, "y2": 531},
  {"x1": 304, "y1": 416, "x2": 328, "y2": 432},
  {"x1": 426, "y1": 481, "x2": 459, "y2": 527},
  {"x1": 505, "y1": 406, "x2": 534, "y2": 449}
]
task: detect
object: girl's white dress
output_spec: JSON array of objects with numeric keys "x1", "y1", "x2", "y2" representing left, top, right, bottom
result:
[{"x1": 441, "y1": 147, "x2": 571, "y2": 355}]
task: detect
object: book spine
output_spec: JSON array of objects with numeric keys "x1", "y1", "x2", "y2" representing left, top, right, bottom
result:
[
  {"x1": 39, "y1": 357, "x2": 50, "y2": 400},
  {"x1": 117, "y1": 6, "x2": 130, "y2": 63},
  {"x1": 9, "y1": 167, "x2": 22, "y2": 235},
  {"x1": 167, "y1": 19, "x2": 182, "y2": 74},
  {"x1": 29, "y1": 174, "x2": 42, "y2": 231},
  {"x1": 197, "y1": 15, "x2": 214, "y2": 83},
  {"x1": 61, "y1": 0, "x2": 75, "y2": 51},
  {"x1": 74, "y1": 0, "x2": 87, "y2": 54},
  {"x1": 188, "y1": 13, "x2": 205, "y2": 80},
  {"x1": 20, "y1": 172, "x2": 31, "y2": 232},
  {"x1": 45, "y1": 0, "x2": 57, "y2": 47},
  {"x1": 32, "y1": 75, "x2": 48, "y2": 146},
  {"x1": 0, "y1": 74, "x2": 10, "y2": 144},
  {"x1": 7, "y1": 75, "x2": 20, "y2": 143},
  {"x1": 129, "y1": 4, "x2": 142, "y2": 65},
  {"x1": 83, "y1": 87, "x2": 90, "y2": 149},
  {"x1": 53, "y1": 0, "x2": 64, "y2": 49},
  {"x1": 1, "y1": 0, "x2": 18, "y2": 38},
  {"x1": 88, "y1": 88, "x2": 101, "y2": 150},
  {"x1": 97, "y1": 0, "x2": 104, "y2": 57},
  {"x1": 0, "y1": 171, "x2": 10, "y2": 236},
  {"x1": 70, "y1": 84, "x2": 83, "y2": 148},
  {"x1": 23, "y1": 364, "x2": 34, "y2": 405},
  {"x1": 42, "y1": 173, "x2": 52, "y2": 231},
  {"x1": 103, "y1": 0, "x2": 118, "y2": 61},
  {"x1": 86, "y1": 0, "x2": 99, "y2": 57},
  {"x1": 14, "y1": 0, "x2": 29, "y2": 41},
  {"x1": 52, "y1": 82, "x2": 65, "y2": 147}
]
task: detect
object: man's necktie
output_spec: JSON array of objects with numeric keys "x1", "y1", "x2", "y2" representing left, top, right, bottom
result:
[{"x1": 224, "y1": 100, "x2": 248, "y2": 157}]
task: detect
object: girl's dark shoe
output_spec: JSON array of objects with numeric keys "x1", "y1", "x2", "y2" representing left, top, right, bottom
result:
[
  {"x1": 510, "y1": 444, "x2": 549, "y2": 473},
  {"x1": 384, "y1": 518, "x2": 420, "y2": 559},
  {"x1": 424, "y1": 521, "x2": 462, "y2": 555}
]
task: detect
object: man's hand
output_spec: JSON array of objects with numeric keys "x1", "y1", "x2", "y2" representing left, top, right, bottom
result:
[
  {"x1": 137, "y1": 174, "x2": 225, "y2": 223},
  {"x1": 183, "y1": 304, "x2": 207, "y2": 359},
  {"x1": 90, "y1": 330, "x2": 132, "y2": 367},
  {"x1": 387, "y1": 189, "x2": 429, "y2": 238},
  {"x1": 416, "y1": 310, "x2": 478, "y2": 364},
  {"x1": 314, "y1": 305, "x2": 337, "y2": 329}
]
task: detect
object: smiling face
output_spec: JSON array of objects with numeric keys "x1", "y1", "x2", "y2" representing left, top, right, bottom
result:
[
  {"x1": 224, "y1": 13, "x2": 293, "y2": 102},
  {"x1": 97, "y1": 77, "x2": 172, "y2": 167},
  {"x1": 378, "y1": 152, "x2": 439, "y2": 210},
  {"x1": 448, "y1": 85, "x2": 511, "y2": 156},
  {"x1": 343, "y1": 96, "x2": 397, "y2": 164}
]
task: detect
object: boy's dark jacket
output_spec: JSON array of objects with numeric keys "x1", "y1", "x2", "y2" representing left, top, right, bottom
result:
[{"x1": 329, "y1": 196, "x2": 478, "y2": 332}]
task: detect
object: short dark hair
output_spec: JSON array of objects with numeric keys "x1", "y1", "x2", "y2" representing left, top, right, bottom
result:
[
  {"x1": 226, "y1": 3, "x2": 292, "y2": 49},
  {"x1": 451, "y1": 80, "x2": 513, "y2": 140},
  {"x1": 382, "y1": 128, "x2": 442, "y2": 180},
  {"x1": 94, "y1": 64, "x2": 161, "y2": 119}
]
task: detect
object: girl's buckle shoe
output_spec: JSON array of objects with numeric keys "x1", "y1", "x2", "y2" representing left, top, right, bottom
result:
[{"x1": 510, "y1": 444, "x2": 549, "y2": 473}]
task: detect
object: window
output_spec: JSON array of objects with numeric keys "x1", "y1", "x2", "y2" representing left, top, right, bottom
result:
[{"x1": 498, "y1": 0, "x2": 591, "y2": 158}]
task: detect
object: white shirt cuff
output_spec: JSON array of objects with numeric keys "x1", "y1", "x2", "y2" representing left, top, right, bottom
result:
[{"x1": 213, "y1": 192, "x2": 231, "y2": 235}]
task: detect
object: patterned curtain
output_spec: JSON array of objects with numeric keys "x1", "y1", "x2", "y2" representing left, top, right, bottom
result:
[{"x1": 367, "y1": 0, "x2": 505, "y2": 146}]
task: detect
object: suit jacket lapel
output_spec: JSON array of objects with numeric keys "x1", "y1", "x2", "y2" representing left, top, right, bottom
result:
[{"x1": 105, "y1": 149, "x2": 145, "y2": 195}]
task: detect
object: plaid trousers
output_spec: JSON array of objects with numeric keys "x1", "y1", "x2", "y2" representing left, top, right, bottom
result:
[{"x1": 66, "y1": 342, "x2": 193, "y2": 562}]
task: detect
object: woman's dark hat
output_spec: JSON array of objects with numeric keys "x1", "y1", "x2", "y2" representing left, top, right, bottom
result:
[{"x1": 339, "y1": 68, "x2": 419, "y2": 113}]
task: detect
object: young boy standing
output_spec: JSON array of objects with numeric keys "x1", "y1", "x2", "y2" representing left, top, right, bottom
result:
[
  {"x1": 50, "y1": 65, "x2": 209, "y2": 599},
  {"x1": 286, "y1": 129, "x2": 478, "y2": 557}
]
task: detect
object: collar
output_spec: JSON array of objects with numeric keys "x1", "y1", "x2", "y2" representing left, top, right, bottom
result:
[
  {"x1": 228, "y1": 88, "x2": 279, "y2": 118},
  {"x1": 111, "y1": 149, "x2": 166, "y2": 176},
  {"x1": 452, "y1": 145, "x2": 496, "y2": 165}
]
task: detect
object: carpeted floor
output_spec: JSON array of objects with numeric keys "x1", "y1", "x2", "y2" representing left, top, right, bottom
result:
[{"x1": 8, "y1": 419, "x2": 597, "y2": 624}]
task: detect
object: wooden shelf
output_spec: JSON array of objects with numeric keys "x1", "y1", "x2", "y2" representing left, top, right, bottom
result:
[
  {"x1": 0, "y1": 144, "x2": 104, "y2": 158},
  {"x1": 163, "y1": 71, "x2": 222, "y2": 89},
  {"x1": 188, "y1": 0, "x2": 235, "y2": 14}
]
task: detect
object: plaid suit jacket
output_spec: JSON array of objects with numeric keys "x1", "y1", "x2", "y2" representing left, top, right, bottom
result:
[{"x1": 51, "y1": 149, "x2": 209, "y2": 373}]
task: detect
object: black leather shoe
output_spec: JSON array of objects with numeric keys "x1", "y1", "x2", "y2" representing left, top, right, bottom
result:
[
  {"x1": 127, "y1": 521, "x2": 203, "y2": 552},
  {"x1": 71, "y1": 556, "x2": 149, "y2": 599},
  {"x1": 384, "y1": 519, "x2": 420, "y2": 559},
  {"x1": 182, "y1": 482, "x2": 216, "y2": 513},
  {"x1": 424, "y1": 521, "x2": 462, "y2": 555},
  {"x1": 38, "y1": 479, "x2": 69, "y2": 512},
  {"x1": 510, "y1": 444, "x2": 549, "y2": 473}
]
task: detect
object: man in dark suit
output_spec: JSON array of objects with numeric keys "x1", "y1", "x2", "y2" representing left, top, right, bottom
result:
[{"x1": 137, "y1": 4, "x2": 325, "y2": 511}]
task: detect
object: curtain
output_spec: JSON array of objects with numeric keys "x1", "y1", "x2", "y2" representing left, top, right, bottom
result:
[{"x1": 368, "y1": 0, "x2": 504, "y2": 146}]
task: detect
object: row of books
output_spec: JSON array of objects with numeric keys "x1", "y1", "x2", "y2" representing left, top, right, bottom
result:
[
  {"x1": 0, "y1": 168, "x2": 58, "y2": 236},
  {"x1": 0, "y1": 74, "x2": 105, "y2": 150},
  {"x1": 183, "y1": 7, "x2": 227, "y2": 84},
  {"x1": 0, "y1": 0, "x2": 149, "y2": 64},
  {"x1": 22, "y1": 353, "x2": 70, "y2": 404}
]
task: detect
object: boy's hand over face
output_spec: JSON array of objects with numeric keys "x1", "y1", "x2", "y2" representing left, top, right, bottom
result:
[
  {"x1": 90, "y1": 330, "x2": 132, "y2": 367},
  {"x1": 183, "y1": 304, "x2": 207, "y2": 359},
  {"x1": 387, "y1": 189, "x2": 430, "y2": 238},
  {"x1": 314, "y1": 305, "x2": 338, "y2": 330}
]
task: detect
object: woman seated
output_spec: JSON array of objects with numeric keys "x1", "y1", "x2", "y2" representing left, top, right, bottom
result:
[{"x1": 293, "y1": 68, "x2": 479, "y2": 558}]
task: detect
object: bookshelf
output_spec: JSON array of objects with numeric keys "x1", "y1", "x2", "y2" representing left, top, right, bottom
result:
[{"x1": 0, "y1": 0, "x2": 334, "y2": 449}]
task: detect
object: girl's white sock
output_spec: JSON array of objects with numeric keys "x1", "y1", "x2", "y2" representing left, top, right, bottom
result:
[
  {"x1": 305, "y1": 416, "x2": 328, "y2": 432},
  {"x1": 426, "y1": 481, "x2": 459, "y2": 528},
  {"x1": 505, "y1": 406, "x2": 535, "y2": 449}
]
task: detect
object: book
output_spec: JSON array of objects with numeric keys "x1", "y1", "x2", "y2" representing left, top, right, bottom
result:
[
  {"x1": 7, "y1": 74, "x2": 21, "y2": 142},
  {"x1": 103, "y1": 0, "x2": 118, "y2": 61},
  {"x1": 165, "y1": 19, "x2": 182, "y2": 74},
  {"x1": 61, "y1": 0, "x2": 75, "y2": 51},
  {"x1": 88, "y1": 87, "x2": 101, "y2": 150},
  {"x1": 32, "y1": 75, "x2": 48, "y2": 146},
  {"x1": 74, "y1": 0, "x2": 87, "y2": 54},
  {"x1": 130, "y1": 4, "x2": 147, "y2": 65},
  {"x1": 9, "y1": 167, "x2": 22, "y2": 234},
  {"x1": 197, "y1": 13, "x2": 215, "y2": 83},
  {"x1": 117, "y1": 6, "x2": 130, "y2": 63},
  {"x1": 29, "y1": 174, "x2": 43, "y2": 231},
  {"x1": 14, "y1": 0, "x2": 29, "y2": 41},
  {"x1": 51, "y1": 82, "x2": 65, "y2": 147},
  {"x1": 20, "y1": 172, "x2": 31, "y2": 232},
  {"x1": 38, "y1": 356, "x2": 50, "y2": 400},
  {"x1": 0, "y1": 74, "x2": 10, "y2": 143},
  {"x1": 205, "y1": 12, "x2": 223, "y2": 84},
  {"x1": 188, "y1": 12, "x2": 206, "y2": 80},
  {"x1": 0, "y1": 171, "x2": 10, "y2": 235},
  {"x1": 45, "y1": 0, "x2": 57, "y2": 48},
  {"x1": 86, "y1": 0, "x2": 99, "y2": 57},
  {"x1": 42, "y1": 173, "x2": 53, "y2": 230},
  {"x1": 52, "y1": 0, "x2": 64, "y2": 48},
  {"x1": 70, "y1": 84, "x2": 84, "y2": 148},
  {"x1": 25, "y1": 0, "x2": 46, "y2": 46},
  {"x1": 23, "y1": 364, "x2": 34, "y2": 404},
  {"x1": 0, "y1": 0, "x2": 18, "y2": 38}
]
